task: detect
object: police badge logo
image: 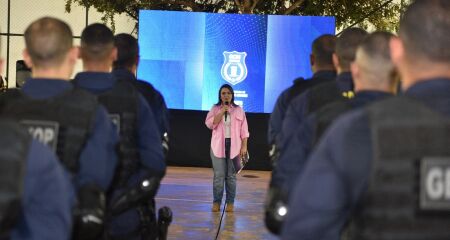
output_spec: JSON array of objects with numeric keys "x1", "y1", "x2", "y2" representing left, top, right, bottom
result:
[{"x1": 221, "y1": 51, "x2": 248, "y2": 85}]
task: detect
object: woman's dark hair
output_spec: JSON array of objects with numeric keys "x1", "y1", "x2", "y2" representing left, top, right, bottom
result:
[{"x1": 215, "y1": 84, "x2": 238, "y2": 106}]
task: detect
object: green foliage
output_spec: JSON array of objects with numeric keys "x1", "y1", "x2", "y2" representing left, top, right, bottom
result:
[{"x1": 65, "y1": 0, "x2": 406, "y2": 32}]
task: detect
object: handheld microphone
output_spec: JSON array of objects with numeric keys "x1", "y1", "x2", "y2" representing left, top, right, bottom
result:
[{"x1": 224, "y1": 101, "x2": 229, "y2": 121}]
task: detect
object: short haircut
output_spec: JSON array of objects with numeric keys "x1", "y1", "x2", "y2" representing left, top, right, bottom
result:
[
  {"x1": 24, "y1": 17, "x2": 73, "y2": 68},
  {"x1": 113, "y1": 33, "x2": 139, "y2": 69},
  {"x1": 335, "y1": 28, "x2": 368, "y2": 70},
  {"x1": 399, "y1": 0, "x2": 450, "y2": 63},
  {"x1": 311, "y1": 34, "x2": 336, "y2": 67},
  {"x1": 80, "y1": 23, "x2": 114, "y2": 62},
  {"x1": 356, "y1": 31, "x2": 395, "y2": 85}
]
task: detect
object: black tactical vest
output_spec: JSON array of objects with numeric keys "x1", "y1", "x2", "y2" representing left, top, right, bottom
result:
[
  {"x1": 307, "y1": 82, "x2": 347, "y2": 115},
  {"x1": 313, "y1": 100, "x2": 353, "y2": 145},
  {"x1": 0, "y1": 120, "x2": 30, "y2": 238},
  {"x1": 346, "y1": 97, "x2": 450, "y2": 240},
  {"x1": 286, "y1": 75, "x2": 336, "y2": 108},
  {"x1": 96, "y1": 79, "x2": 139, "y2": 188},
  {"x1": 0, "y1": 88, "x2": 98, "y2": 173}
]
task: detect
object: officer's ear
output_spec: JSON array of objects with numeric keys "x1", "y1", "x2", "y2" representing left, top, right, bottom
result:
[
  {"x1": 77, "y1": 46, "x2": 83, "y2": 59},
  {"x1": 350, "y1": 61, "x2": 360, "y2": 82},
  {"x1": 332, "y1": 53, "x2": 340, "y2": 71},
  {"x1": 135, "y1": 56, "x2": 140, "y2": 67},
  {"x1": 67, "y1": 46, "x2": 79, "y2": 65},
  {"x1": 22, "y1": 49, "x2": 33, "y2": 69},
  {"x1": 390, "y1": 36, "x2": 404, "y2": 68},
  {"x1": 310, "y1": 54, "x2": 315, "y2": 67},
  {"x1": 111, "y1": 47, "x2": 118, "y2": 62}
]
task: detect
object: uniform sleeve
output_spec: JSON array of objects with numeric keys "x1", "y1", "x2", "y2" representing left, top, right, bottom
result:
[
  {"x1": 281, "y1": 110, "x2": 373, "y2": 240},
  {"x1": 280, "y1": 91, "x2": 311, "y2": 149},
  {"x1": 77, "y1": 106, "x2": 119, "y2": 191},
  {"x1": 205, "y1": 106, "x2": 219, "y2": 130},
  {"x1": 268, "y1": 89, "x2": 289, "y2": 145},
  {"x1": 137, "y1": 80, "x2": 170, "y2": 136},
  {"x1": 271, "y1": 113, "x2": 315, "y2": 193},
  {"x1": 11, "y1": 140, "x2": 74, "y2": 240},
  {"x1": 155, "y1": 90, "x2": 170, "y2": 135},
  {"x1": 137, "y1": 94, "x2": 166, "y2": 177}
]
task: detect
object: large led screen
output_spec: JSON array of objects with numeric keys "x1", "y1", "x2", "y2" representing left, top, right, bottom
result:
[{"x1": 137, "y1": 10, "x2": 335, "y2": 113}]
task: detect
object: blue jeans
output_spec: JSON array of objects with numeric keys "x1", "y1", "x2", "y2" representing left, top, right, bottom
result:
[{"x1": 211, "y1": 140, "x2": 236, "y2": 204}]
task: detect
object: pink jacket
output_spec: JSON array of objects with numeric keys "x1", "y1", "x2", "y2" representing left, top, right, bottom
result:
[{"x1": 205, "y1": 104, "x2": 250, "y2": 159}]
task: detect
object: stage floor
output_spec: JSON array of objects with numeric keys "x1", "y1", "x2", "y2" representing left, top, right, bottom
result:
[{"x1": 156, "y1": 167, "x2": 277, "y2": 240}]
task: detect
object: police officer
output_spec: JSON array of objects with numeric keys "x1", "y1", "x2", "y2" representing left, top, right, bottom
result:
[
  {"x1": 74, "y1": 23, "x2": 165, "y2": 240},
  {"x1": 282, "y1": 1, "x2": 450, "y2": 239},
  {"x1": 266, "y1": 31, "x2": 397, "y2": 234},
  {"x1": 280, "y1": 28, "x2": 368, "y2": 148},
  {"x1": 1, "y1": 120, "x2": 74, "y2": 240},
  {"x1": 0, "y1": 17, "x2": 118, "y2": 240},
  {"x1": 112, "y1": 33, "x2": 170, "y2": 141},
  {"x1": 0, "y1": 33, "x2": 73, "y2": 240},
  {"x1": 268, "y1": 34, "x2": 337, "y2": 156}
]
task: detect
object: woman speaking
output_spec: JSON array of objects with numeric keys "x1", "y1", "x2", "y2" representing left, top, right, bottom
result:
[{"x1": 205, "y1": 84, "x2": 249, "y2": 212}]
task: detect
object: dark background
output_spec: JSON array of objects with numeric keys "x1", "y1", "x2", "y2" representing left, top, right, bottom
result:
[{"x1": 167, "y1": 109, "x2": 272, "y2": 171}]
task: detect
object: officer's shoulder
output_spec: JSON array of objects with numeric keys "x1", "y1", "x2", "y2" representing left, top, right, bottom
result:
[
  {"x1": 310, "y1": 81, "x2": 338, "y2": 93},
  {"x1": 136, "y1": 79, "x2": 159, "y2": 94},
  {"x1": 136, "y1": 79, "x2": 155, "y2": 89},
  {"x1": 367, "y1": 96, "x2": 445, "y2": 123},
  {"x1": 115, "y1": 78, "x2": 138, "y2": 91},
  {"x1": 324, "y1": 107, "x2": 369, "y2": 139},
  {"x1": 294, "y1": 81, "x2": 337, "y2": 106},
  {"x1": 71, "y1": 87, "x2": 99, "y2": 102},
  {"x1": 291, "y1": 77, "x2": 306, "y2": 87},
  {"x1": 316, "y1": 99, "x2": 350, "y2": 116},
  {"x1": 289, "y1": 87, "x2": 312, "y2": 106}
]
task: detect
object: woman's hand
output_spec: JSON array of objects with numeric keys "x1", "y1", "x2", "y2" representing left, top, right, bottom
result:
[
  {"x1": 221, "y1": 104, "x2": 229, "y2": 115},
  {"x1": 240, "y1": 145, "x2": 247, "y2": 159},
  {"x1": 213, "y1": 104, "x2": 229, "y2": 125}
]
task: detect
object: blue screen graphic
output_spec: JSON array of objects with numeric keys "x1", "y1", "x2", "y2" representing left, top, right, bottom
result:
[{"x1": 138, "y1": 10, "x2": 335, "y2": 113}]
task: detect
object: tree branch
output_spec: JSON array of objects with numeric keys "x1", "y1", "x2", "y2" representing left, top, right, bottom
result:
[
  {"x1": 251, "y1": 0, "x2": 261, "y2": 10},
  {"x1": 235, "y1": 0, "x2": 244, "y2": 13},
  {"x1": 283, "y1": 0, "x2": 306, "y2": 15},
  {"x1": 125, "y1": 9, "x2": 138, "y2": 20},
  {"x1": 149, "y1": 0, "x2": 202, "y2": 12}
]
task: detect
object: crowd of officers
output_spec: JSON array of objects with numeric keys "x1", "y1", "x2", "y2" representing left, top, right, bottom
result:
[
  {"x1": 0, "y1": 18, "x2": 170, "y2": 240},
  {"x1": 266, "y1": 0, "x2": 450, "y2": 239}
]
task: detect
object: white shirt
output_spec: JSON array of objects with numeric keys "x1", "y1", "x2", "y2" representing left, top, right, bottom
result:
[{"x1": 224, "y1": 113, "x2": 231, "y2": 138}]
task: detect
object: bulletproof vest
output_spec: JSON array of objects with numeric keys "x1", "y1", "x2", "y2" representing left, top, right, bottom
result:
[
  {"x1": 346, "y1": 97, "x2": 450, "y2": 240},
  {"x1": 285, "y1": 77, "x2": 306, "y2": 105},
  {"x1": 0, "y1": 88, "x2": 97, "y2": 173},
  {"x1": 285, "y1": 75, "x2": 336, "y2": 106},
  {"x1": 313, "y1": 100, "x2": 353, "y2": 145},
  {"x1": 307, "y1": 81, "x2": 348, "y2": 115},
  {"x1": 96, "y1": 79, "x2": 139, "y2": 187},
  {"x1": 0, "y1": 120, "x2": 30, "y2": 238}
]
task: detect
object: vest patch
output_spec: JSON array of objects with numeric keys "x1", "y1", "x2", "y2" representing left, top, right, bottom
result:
[
  {"x1": 21, "y1": 120, "x2": 59, "y2": 151},
  {"x1": 420, "y1": 157, "x2": 450, "y2": 211}
]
